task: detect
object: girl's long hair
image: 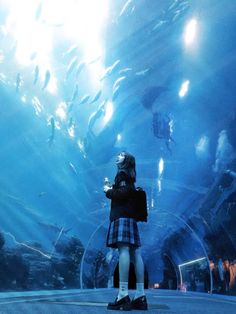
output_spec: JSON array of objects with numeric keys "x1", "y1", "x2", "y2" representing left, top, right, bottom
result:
[{"x1": 117, "y1": 152, "x2": 136, "y2": 183}]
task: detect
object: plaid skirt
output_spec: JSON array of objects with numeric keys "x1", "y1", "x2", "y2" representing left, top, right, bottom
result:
[{"x1": 106, "y1": 217, "x2": 141, "y2": 248}]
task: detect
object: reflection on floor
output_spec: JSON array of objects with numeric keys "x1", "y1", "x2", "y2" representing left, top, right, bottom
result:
[{"x1": 0, "y1": 288, "x2": 235, "y2": 313}]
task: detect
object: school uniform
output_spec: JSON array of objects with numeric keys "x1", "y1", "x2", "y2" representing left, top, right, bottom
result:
[{"x1": 105, "y1": 171, "x2": 141, "y2": 248}]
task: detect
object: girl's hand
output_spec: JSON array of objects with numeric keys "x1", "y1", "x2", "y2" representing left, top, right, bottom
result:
[{"x1": 104, "y1": 185, "x2": 112, "y2": 193}]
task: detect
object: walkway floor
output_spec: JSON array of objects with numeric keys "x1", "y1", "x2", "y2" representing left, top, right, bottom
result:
[{"x1": 0, "y1": 288, "x2": 235, "y2": 313}]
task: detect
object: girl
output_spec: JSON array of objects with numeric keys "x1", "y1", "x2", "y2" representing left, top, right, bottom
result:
[{"x1": 104, "y1": 151, "x2": 148, "y2": 311}]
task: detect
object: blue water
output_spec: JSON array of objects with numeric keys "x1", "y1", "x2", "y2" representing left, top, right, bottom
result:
[{"x1": 0, "y1": 0, "x2": 235, "y2": 294}]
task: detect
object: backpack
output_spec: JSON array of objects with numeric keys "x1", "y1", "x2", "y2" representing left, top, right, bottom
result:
[{"x1": 131, "y1": 187, "x2": 148, "y2": 222}]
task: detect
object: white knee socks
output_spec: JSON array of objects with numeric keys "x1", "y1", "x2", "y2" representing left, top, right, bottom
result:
[{"x1": 118, "y1": 281, "x2": 128, "y2": 300}]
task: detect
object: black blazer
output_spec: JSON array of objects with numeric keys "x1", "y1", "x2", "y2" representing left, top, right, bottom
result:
[{"x1": 105, "y1": 171, "x2": 135, "y2": 221}]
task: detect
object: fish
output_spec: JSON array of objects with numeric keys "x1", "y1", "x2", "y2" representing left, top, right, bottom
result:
[
  {"x1": 113, "y1": 76, "x2": 126, "y2": 91},
  {"x1": 152, "y1": 20, "x2": 167, "y2": 31},
  {"x1": 90, "y1": 90, "x2": 102, "y2": 104},
  {"x1": 71, "y1": 84, "x2": 79, "y2": 102},
  {"x1": 130, "y1": 5, "x2": 135, "y2": 14},
  {"x1": 88, "y1": 111, "x2": 99, "y2": 130},
  {"x1": 172, "y1": 10, "x2": 181, "y2": 22},
  {"x1": 68, "y1": 122, "x2": 75, "y2": 138},
  {"x1": 213, "y1": 130, "x2": 234, "y2": 173},
  {"x1": 67, "y1": 102, "x2": 74, "y2": 113},
  {"x1": 75, "y1": 61, "x2": 86, "y2": 78},
  {"x1": 112, "y1": 85, "x2": 121, "y2": 101},
  {"x1": 66, "y1": 56, "x2": 78, "y2": 79},
  {"x1": 119, "y1": 67, "x2": 132, "y2": 75},
  {"x1": 15, "y1": 73, "x2": 22, "y2": 92},
  {"x1": 69, "y1": 162, "x2": 79, "y2": 176},
  {"x1": 63, "y1": 44, "x2": 78, "y2": 58},
  {"x1": 168, "y1": 0, "x2": 178, "y2": 12},
  {"x1": 33, "y1": 65, "x2": 39, "y2": 85},
  {"x1": 100, "y1": 59, "x2": 120, "y2": 80},
  {"x1": 79, "y1": 94, "x2": 90, "y2": 105},
  {"x1": 88, "y1": 100, "x2": 106, "y2": 131},
  {"x1": 119, "y1": 0, "x2": 133, "y2": 17},
  {"x1": 32, "y1": 96, "x2": 44, "y2": 115},
  {"x1": 135, "y1": 68, "x2": 150, "y2": 76},
  {"x1": 141, "y1": 86, "x2": 168, "y2": 111},
  {"x1": 47, "y1": 116, "x2": 55, "y2": 146},
  {"x1": 88, "y1": 56, "x2": 101, "y2": 64},
  {"x1": 38, "y1": 191, "x2": 46, "y2": 197},
  {"x1": 179, "y1": 1, "x2": 190, "y2": 10},
  {"x1": 68, "y1": 117, "x2": 73, "y2": 128},
  {"x1": 42, "y1": 70, "x2": 51, "y2": 90}
]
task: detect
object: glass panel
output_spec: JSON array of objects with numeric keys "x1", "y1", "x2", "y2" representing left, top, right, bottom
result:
[{"x1": 179, "y1": 257, "x2": 211, "y2": 292}]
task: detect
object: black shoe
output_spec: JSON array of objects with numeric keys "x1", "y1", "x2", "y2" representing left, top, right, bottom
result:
[
  {"x1": 131, "y1": 295, "x2": 148, "y2": 310},
  {"x1": 107, "y1": 295, "x2": 131, "y2": 311}
]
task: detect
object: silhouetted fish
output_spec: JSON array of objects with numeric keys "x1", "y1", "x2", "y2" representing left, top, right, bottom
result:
[
  {"x1": 63, "y1": 44, "x2": 78, "y2": 58},
  {"x1": 88, "y1": 56, "x2": 101, "y2": 64},
  {"x1": 33, "y1": 65, "x2": 39, "y2": 85},
  {"x1": 168, "y1": 0, "x2": 178, "y2": 12},
  {"x1": 152, "y1": 20, "x2": 167, "y2": 31},
  {"x1": 112, "y1": 85, "x2": 121, "y2": 101},
  {"x1": 47, "y1": 116, "x2": 55, "y2": 146},
  {"x1": 135, "y1": 68, "x2": 150, "y2": 76},
  {"x1": 15, "y1": 73, "x2": 21, "y2": 92},
  {"x1": 100, "y1": 60, "x2": 120, "y2": 80},
  {"x1": 141, "y1": 86, "x2": 168, "y2": 110},
  {"x1": 88, "y1": 100, "x2": 106, "y2": 131},
  {"x1": 38, "y1": 191, "x2": 46, "y2": 197},
  {"x1": 113, "y1": 76, "x2": 126, "y2": 91},
  {"x1": 172, "y1": 10, "x2": 181, "y2": 22},
  {"x1": 42, "y1": 70, "x2": 50, "y2": 90},
  {"x1": 90, "y1": 90, "x2": 102, "y2": 104},
  {"x1": 75, "y1": 61, "x2": 86, "y2": 78},
  {"x1": 119, "y1": 0, "x2": 133, "y2": 17},
  {"x1": 66, "y1": 56, "x2": 78, "y2": 79},
  {"x1": 119, "y1": 67, "x2": 132, "y2": 75},
  {"x1": 79, "y1": 94, "x2": 90, "y2": 105},
  {"x1": 68, "y1": 117, "x2": 73, "y2": 128},
  {"x1": 152, "y1": 112, "x2": 175, "y2": 153},
  {"x1": 111, "y1": 76, "x2": 126, "y2": 101},
  {"x1": 71, "y1": 84, "x2": 79, "y2": 102},
  {"x1": 69, "y1": 162, "x2": 79, "y2": 176}
]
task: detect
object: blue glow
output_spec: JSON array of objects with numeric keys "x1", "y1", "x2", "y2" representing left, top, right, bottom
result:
[
  {"x1": 151, "y1": 198, "x2": 154, "y2": 208},
  {"x1": 157, "y1": 179, "x2": 162, "y2": 193},
  {"x1": 103, "y1": 101, "x2": 113, "y2": 124},
  {"x1": 158, "y1": 158, "x2": 164, "y2": 176},
  {"x1": 184, "y1": 18, "x2": 197, "y2": 46},
  {"x1": 4, "y1": 0, "x2": 109, "y2": 90},
  {"x1": 68, "y1": 125, "x2": 75, "y2": 138},
  {"x1": 157, "y1": 158, "x2": 164, "y2": 192},
  {"x1": 179, "y1": 80, "x2": 190, "y2": 97},
  {"x1": 55, "y1": 102, "x2": 67, "y2": 120},
  {"x1": 196, "y1": 135, "x2": 210, "y2": 157}
]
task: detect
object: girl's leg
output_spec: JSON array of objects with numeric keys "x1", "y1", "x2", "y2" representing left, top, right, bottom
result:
[
  {"x1": 117, "y1": 243, "x2": 130, "y2": 300},
  {"x1": 130, "y1": 247, "x2": 145, "y2": 299}
]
